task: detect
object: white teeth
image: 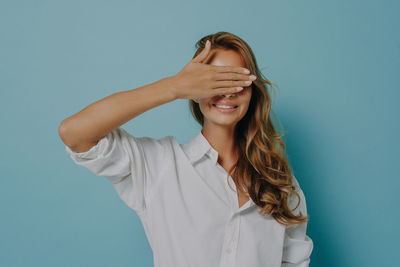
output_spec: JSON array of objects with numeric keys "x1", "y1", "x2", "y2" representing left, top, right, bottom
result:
[{"x1": 214, "y1": 104, "x2": 237, "y2": 109}]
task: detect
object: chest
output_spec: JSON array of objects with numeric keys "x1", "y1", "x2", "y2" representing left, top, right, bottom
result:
[
  {"x1": 144, "y1": 163, "x2": 284, "y2": 267},
  {"x1": 218, "y1": 162, "x2": 250, "y2": 209},
  {"x1": 140, "y1": 138, "x2": 286, "y2": 266}
]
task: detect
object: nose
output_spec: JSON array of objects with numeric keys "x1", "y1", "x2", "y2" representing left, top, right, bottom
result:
[{"x1": 222, "y1": 93, "x2": 235, "y2": 98}]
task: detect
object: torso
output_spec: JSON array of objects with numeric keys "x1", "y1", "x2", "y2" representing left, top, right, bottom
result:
[
  {"x1": 218, "y1": 155, "x2": 249, "y2": 208},
  {"x1": 219, "y1": 160, "x2": 250, "y2": 208}
]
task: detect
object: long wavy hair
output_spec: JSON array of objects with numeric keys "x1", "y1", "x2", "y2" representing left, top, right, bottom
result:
[{"x1": 189, "y1": 31, "x2": 309, "y2": 226}]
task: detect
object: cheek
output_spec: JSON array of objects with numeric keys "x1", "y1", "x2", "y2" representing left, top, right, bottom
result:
[
  {"x1": 198, "y1": 100, "x2": 213, "y2": 114},
  {"x1": 239, "y1": 88, "x2": 252, "y2": 106},
  {"x1": 199, "y1": 98, "x2": 213, "y2": 108},
  {"x1": 238, "y1": 86, "x2": 252, "y2": 96}
]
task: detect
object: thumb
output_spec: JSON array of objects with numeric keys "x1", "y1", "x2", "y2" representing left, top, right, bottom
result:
[{"x1": 192, "y1": 40, "x2": 210, "y2": 64}]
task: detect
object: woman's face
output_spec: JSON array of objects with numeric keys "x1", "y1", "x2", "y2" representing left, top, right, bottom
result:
[{"x1": 194, "y1": 48, "x2": 252, "y2": 129}]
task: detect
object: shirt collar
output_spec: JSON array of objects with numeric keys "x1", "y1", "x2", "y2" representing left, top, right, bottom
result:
[
  {"x1": 182, "y1": 130, "x2": 219, "y2": 165},
  {"x1": 181, "y1": 131, "x2": 257, "y2": 211}
]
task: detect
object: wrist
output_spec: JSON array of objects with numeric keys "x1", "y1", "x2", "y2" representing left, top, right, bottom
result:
[{"x1": 163, "y1": 75, "x2": 180, "y2": 100}]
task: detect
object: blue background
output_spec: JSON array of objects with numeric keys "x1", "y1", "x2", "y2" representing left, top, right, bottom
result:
[{"x1": 1, "y1": 0, "x2": 398, "y2": 266}]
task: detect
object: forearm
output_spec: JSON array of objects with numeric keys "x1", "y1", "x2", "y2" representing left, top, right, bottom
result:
[{"x1": 59, "y1": 76, "x2": 177, "y2": 151}]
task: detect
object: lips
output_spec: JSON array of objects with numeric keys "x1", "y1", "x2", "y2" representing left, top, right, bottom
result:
[
  {"x1": 212, "y1": 104, "x2": 238, "y2": 109},
  {"x1": 212, "y1": 101, "x2": 238, "y2": 107},
  {"x1": 212, "y1": 104, "x2": 238, "y2": 113}
]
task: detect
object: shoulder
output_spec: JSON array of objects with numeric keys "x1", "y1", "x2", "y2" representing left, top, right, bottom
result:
[
  {"x1": 133, "y1": 135, "x2": 173, "y2": 149},
  {"x1": 126, "y1": 133, "x2": 178, "y2": 163},
  {"x1": 117, "y1": 127, "x2": 175, "y2": 151},
  {"x1": 291, "y1": 175, "x2": 301, "y2": 191},
  {"x1": 101, "y1": 127, "x2": 177, "y2": 162},
  {"x1": 288, "y1": 175, "x2": 308, "y2": 217}
]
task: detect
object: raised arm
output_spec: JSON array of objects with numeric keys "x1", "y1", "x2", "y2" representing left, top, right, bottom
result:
[
  {"x1": 58, "y1": 77, "x2": 177, "y2": 153},
  {"x1": 58, "y1": 40, "x2": 254, "y2": 152}
]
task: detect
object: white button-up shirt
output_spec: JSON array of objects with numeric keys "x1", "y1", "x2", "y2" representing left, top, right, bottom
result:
[{"x1": 65, "y1": 127, "x2": 313, "y2": 267}]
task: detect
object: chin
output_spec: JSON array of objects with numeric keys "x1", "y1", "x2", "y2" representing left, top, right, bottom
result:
[{"x1": 209, "y1": 117, "x2": 239, "y2": 127}]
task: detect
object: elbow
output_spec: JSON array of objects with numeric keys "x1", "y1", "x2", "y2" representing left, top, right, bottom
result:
[
  {"x1": 58, "y1": 120, "x2": 67, "y2": 143},
  {"x1": 58, "y1": 118, "x2": 100, "y2": 153},
  {"x1": 58, "y1": 118, "x2": 75, "y2": 147}
]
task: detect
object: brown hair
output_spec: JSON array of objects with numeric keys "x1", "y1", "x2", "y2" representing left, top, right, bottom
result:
[{"x1": 189, "y1": 31, "x2": 309, "y2": 226}]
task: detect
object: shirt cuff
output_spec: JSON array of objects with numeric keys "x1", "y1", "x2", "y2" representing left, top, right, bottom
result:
[{"x1": 65, "y1": 133, "x2": 109, "y2": 160}]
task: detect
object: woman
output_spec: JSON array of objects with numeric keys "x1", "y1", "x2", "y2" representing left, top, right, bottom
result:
[{"x1": 59, "y1": 31, "x2": 313, "y2": 267}]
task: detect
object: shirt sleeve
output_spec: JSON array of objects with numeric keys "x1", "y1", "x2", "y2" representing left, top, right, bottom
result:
[
  {"x1": 65, "y1": 126, "x2": 170, "y2": 214},
  {"x1": 281, "y1": 175, "x2": 314, "y2": 267}
]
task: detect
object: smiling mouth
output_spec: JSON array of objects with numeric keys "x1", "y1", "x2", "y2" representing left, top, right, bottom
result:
[{"x1": 212, "y1": 104, "x2": 238, "y2": 109}]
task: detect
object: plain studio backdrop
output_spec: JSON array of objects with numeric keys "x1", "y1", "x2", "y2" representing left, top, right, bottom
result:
[{"x1": 1, "y1": 0, "x2": 398, "y2": 266}]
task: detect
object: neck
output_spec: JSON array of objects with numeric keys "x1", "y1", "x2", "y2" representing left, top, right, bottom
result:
[{"x1": 201, "y1": 123, "x2": 238, "y2": 168}]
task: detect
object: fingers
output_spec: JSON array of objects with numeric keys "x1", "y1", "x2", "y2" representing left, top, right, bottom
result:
[
  {"x1": 213, "y1": 80, "x2": 253, "y2": 89},
  {"x1": 214, "y1": 72, "x2": 256, "y2": 81},
  {"x1": 210, "y1": 65, "x2": 250, "y2": 74},
  {"x1": 192, "y1": 40, "x2": 211, "y2": 64},
  {"x1": 214, "y1": 87, "x2": 244, "y2": 95}
]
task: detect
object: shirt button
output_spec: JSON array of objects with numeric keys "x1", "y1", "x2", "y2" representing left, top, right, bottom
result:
[{"x1": 226, "y1": 248, "x2": 232, "y2": 254}]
